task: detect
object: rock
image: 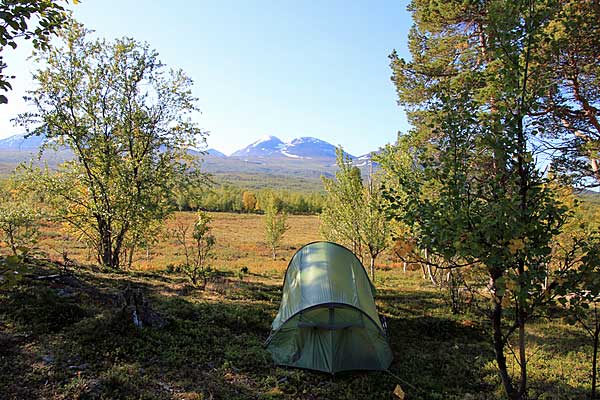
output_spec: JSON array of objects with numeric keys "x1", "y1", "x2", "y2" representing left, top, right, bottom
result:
[
  {"x1": 56, "y1": 288, "x2": 75, "y2": 298},
  {"x1": 120, "y1": 285, "x2": 166, "y2": 329},
  {"x1": 68, "y1": 363, "x2": 89, "y2": 370},
  {"x1": 83, "y1": 378, "x2": 103, "y2": 398},
  {"x1": 158, "y1": 381, "x2": 173, "y2": 393}
]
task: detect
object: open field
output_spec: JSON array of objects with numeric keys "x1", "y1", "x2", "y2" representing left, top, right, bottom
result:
[
  {"x1": 35, "y1": 212, "x2": 327, "y2": 276},
  {"x1": 35, "y1": 212, "x2": 401, "y2": 277},
  {"x1": 0, "y1": 212, "x2": 595, "y2": 399}
]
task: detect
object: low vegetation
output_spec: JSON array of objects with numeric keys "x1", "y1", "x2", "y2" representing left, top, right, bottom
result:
[{"x1": 0, "y1": 212, "x2": 597, "y2": 399}]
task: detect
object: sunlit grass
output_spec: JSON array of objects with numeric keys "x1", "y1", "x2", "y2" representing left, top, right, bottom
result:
[{"x1": 33, "y1": 212, "x2": 322, "y2": 276}]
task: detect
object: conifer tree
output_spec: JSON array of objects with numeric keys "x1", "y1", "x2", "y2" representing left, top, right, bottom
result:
[{"x1": 382, "y1": 1, "x2": 577, "y2": 397}]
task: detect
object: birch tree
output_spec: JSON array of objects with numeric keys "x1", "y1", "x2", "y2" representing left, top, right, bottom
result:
[
  {"x1": 321, "y1": 148, "x2": 391, "y2": 281},
  {"x1": 19, "y1": 22, "x2": 206, "y2": 269},
  {"x1": 264, "y1": 194, "x2": 288, "y2": 260}
]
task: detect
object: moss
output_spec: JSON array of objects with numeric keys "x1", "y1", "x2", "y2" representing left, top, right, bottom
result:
[
  {"x1": 0, "y1": 256, "x2": 594, "y2": 399},
  {"x1": 2, "y1": 286, "x2": 88, "y2": 333}
]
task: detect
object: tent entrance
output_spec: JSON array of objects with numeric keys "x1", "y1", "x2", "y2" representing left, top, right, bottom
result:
[{"x1": 267, "y1": 305, "x2": 391, "y2": 373}]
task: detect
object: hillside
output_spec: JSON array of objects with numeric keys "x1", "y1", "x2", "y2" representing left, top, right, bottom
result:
[{"x1": 199, "y1": 155, "x2": 337, "y2": 191}]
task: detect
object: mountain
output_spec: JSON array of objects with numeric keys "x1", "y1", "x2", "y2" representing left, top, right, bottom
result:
[
  {"x1": 281, "y1": 137, "x2": 345, "y2": 159},
  {"x1": 0, "y1": 133, "x2": 46, "y2": 150},
  {"x1": 0, "y1": 132, "x2": 358, "y2": 161},
  {"x1": 230, "y1": 135, "x2": 354, "y2": 160},
  {"x1": 0, "y1": 132, "x2": 380, "y2": 191},
  {"x1": 230, "y1": 135, "x2": 285, "y2": 158},
  {"x1": 206, "y1": 148, "x2": 226, "y2": 157},
  {"x1": 0, "y1": 133, "x2": 72, "y2": 173},
  {"x1": 353, "y1": 149, "x2": 383, "y2": 167}
]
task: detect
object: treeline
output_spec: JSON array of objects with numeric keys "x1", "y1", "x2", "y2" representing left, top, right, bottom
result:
[{"x1": 173, "y1": 184, "x2": 325, "y2": 214}]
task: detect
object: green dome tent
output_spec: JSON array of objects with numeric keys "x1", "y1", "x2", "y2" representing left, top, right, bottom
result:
[{"x1": 265, "y1": 241, "x2": 393, "y2": 373}]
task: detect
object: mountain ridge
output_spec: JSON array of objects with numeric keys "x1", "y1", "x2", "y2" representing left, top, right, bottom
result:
[
  {"x1": 0, "y1": 133, "x2": 370, "y2": 161},
  {"x1": 0, "y1": 133, "x2": 46, "y2": 150},
  {"x1": 0, "y1": 133, "x2": 381, "y2": 191},
  {"x1": 229, "y1": 135, "x2": 355, "y2": 160}
]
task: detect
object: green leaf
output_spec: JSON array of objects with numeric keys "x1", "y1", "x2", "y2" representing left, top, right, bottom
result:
[
  {"x1": 16, "y1": 246, "x2": 30, "y2": 255},
  {"x1": 495, "y1": 277, "x2": 506, "y2": 297},
  {"x1": 5, "y1": 255, "x2": 20, "y2": 267}
]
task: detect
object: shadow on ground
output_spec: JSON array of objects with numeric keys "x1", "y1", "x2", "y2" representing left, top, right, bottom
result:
[{"x1": 0, "y1": 259, "x2": 591, "y2": 399}]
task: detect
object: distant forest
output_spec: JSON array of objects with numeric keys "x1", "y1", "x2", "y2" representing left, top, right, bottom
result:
[{"x1": 173, "y1": 183, "x2": 325, "y2": 214}]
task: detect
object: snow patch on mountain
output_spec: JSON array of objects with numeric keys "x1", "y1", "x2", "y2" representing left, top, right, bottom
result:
[
  {"x1": 230, "y1": 135, "x2": 354, "y2": 160},
  {"x1": 280, "y1": 150, "x2": 302, "y2": 159},
  {"x1": 231, "y1": 135, "x2": 285, "y2": 157}
]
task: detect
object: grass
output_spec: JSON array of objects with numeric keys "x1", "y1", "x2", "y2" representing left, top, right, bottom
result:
[
  {"x1": 0, "y1": 212, "x2": 595, "y2": 399},
  {"x1": 34, "y1": 212, "x2": 324, "y2": 274}
]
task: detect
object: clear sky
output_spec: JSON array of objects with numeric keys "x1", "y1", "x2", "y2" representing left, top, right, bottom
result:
[{"x1": 0, "y1": 0, "x2": 412, "y2": 156}]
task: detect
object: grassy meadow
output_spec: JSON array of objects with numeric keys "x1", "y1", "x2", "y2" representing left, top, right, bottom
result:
[
  {"x1": 0, "y1": 212, "x2": 594, "y2": 399},
  {"x1": 35, "y1": 212, "x2": 326, "y2": 275}
]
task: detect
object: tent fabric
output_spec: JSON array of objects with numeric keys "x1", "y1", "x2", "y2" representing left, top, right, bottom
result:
[{"x1": 266, "y1": 241, "x2": 393, "y2": 373}]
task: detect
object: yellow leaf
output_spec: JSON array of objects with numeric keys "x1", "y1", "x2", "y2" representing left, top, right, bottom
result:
[
  {"x1": 506, "y1": 278, "x2": 518, "y2": 292},
  {"x1": 508, "y1": 238, "x2": 525, "y2": 255},
  {"x1": 393, "y1": 384, "x2": 405, "y2": 399}
]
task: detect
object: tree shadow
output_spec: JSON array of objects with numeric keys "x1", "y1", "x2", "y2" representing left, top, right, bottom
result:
[
  {"x1": 527, "y1": 378, "x2": 589, "y2": 400},
  {"x1": 384, "y1": 313, "x2": 496, "y2": 398},
  {"x1": 377, "y1": 287, "x2": 447, "y2": 317},
  {"x1": 0, "y1": 262, "x2": 592, "y2": 399},
  {"x1": 526, "y1": 324, "x2": 589, "y2": 356}
]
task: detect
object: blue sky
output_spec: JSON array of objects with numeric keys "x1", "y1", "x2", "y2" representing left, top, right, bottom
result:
[{"x1": 0, "y1": 1, "x2": 412, "y2": 156}]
